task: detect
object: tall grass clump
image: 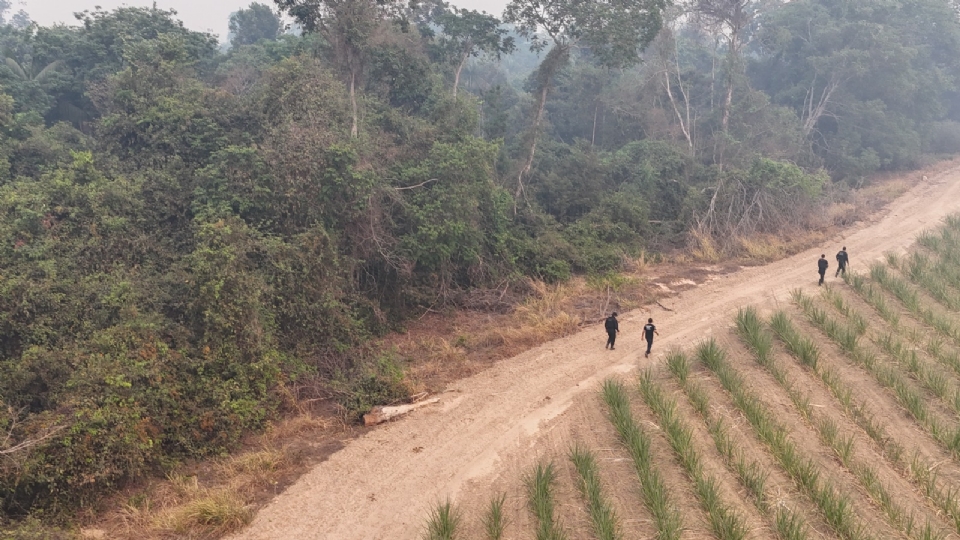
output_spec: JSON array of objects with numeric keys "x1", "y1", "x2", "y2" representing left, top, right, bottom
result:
[
  {"x1": 570, "y1": 446, "x2": 621, "y2": 540},
  {"x1": 791, "y1": 291, "x2": 960, "y2": 458},
  {"x1": 872, "y1": 263, "x2": 922, "y2": 313},
  {"x1": 846, "y1": 274, "x2": 901, "y2": 326},
  {"x1": 822, "y1": 288, "x2": 869, "y2": 335},
  {"x1": 639, "y1": 371, "x2": 747, "y2": 540},
  {"x1": 667, "y1": 350, "x2": 809, "y2": 539},
  {"x1": 424, "y1": 500, "x2": 462, "y2": 540},
  {"x1": 875, "y1": 332, "x2": 959, "y2": 414},
  {"x1": 527, "y1": 462, "x2": 567, "y2": 540},
  {"x1": 666, "y1": 348, "x2": 690, "y2": 384},
  {"x1": 482, "y1": 494, "x2": 507, "y2": 540},
  {"x1": 736, "y1": 307, "x2": 774, "y2": 366},
  {"x1": 918, "y1": 229, "x2": 943, "y2": 252},
  {"x1": 775, "y1": 509, "x2": 808, "y2": 540},
  {"x1": 739, "y1": 307, "x2": 941, "y2": 539},
  {"x1": 897, "y1": 251, "x2": 960, "y2": 313},
  {"x1": 770, "y1": 307, "x2": 821, "y2": 369},
  {"x1": 872, "y1": 261, "x2": 960, "y2": 344},
  {"x1": 162, "y1": 488, "x2": 252, "y2": 537},
  {"x1": 695, "y1": 339, "x2": 868, "y2": 540},
  {"x1": 601, "y1": 379, "x2": 682, "y2": 540}
]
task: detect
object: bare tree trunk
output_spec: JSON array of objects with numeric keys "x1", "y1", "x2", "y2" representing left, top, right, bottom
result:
[
  {"x1": 710, "y1": 37, "x2": 718, "y2": 112},
  {"x1": 721, "y1": 78, "x2": 733, "y2": 132},
  {"x1": 721, "y1": 34, "x2": 738, "y2": 132},
  {"x1": 802, "y1": 74, "x2": 841, "y2": 137},
  {"x1": 516, "y1": 83, "x2": 550, "y2": 206},
  {"x1": 453, "y1": 47, "x2": 470, "y2": 98},
  {"x1": 350, "y1": 70, "x2": 359, "y2": 138},
  {"x1": 514, "y1": 44, "x2": 568, "y2": 213},
  {"x1": 591, "y1": 102, "x2": 599, "y2": 146},
  {"x1": 663, "y1": 70, "x2": 693, "y2": 149}
]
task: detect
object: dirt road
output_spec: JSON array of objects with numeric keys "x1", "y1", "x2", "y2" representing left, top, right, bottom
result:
[{"x1": 231, "y1": 168, "x2": 960, "y2": 540}]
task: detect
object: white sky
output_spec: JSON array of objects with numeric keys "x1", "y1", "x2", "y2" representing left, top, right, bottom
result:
[{"x1": 22, "y1": 0, "x2": 510, "y2": 42}]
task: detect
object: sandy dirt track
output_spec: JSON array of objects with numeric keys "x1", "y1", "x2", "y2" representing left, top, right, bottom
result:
[{"x1": 231, "y1": 168, "x2": 960, "y2": 540}]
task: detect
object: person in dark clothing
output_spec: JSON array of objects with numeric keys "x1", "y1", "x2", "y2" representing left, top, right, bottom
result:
[
  {"x1": 835, "y1": 247, "x2": 849, "y2": 277},
  {"x1": 643, "y1": 318, "x2": 659, "y2": 358},
  {"x1": 605, "y1": 312, "x2": 619, "y2": 350},
  {"x1": 818, "y1": 254, "x2": 829, "y2": 285}
]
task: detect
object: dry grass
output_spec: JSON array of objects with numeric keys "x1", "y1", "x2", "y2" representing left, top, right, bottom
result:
[
  {"x1": 223, "y1": 447, "x2": 288, "y2": 486},
  {"x1": 401, "y1": 276, "x2": 653, "y2": 388},
  {"x1": 88, "y1": 412, "x2": 334, "y2": 540},
  {"x1": 156, "y1": 488, "x2": 252, "y2": 538},
  {"x1": 404, "y1": 336, "x2": 471, "y2": 385},
  {"x1": 498, "y1": 283, "x2": 582, "y2": 349},
  {"x1": 107, "y1": 468, "x2": 260, "y2": 539},
  {"x1": 691, "y1": 230, "x2": 722, "y2": 262},
  {"x1": 738, "y1": 235, "x2": 788, "y2": 262},
  {"x1": 264, "y1": 413, "x2": 330, "y2": 439},
  {"x1": 683, "y1": 160, "x2": 953, "y2": 265}
]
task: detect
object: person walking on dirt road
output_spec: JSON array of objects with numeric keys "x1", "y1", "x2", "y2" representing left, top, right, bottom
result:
[
  {"x1": 818, "y1": 254, "x2": 829, "y2": 285},
  {"x1": 835, "y1": 247, "x2": 849, "y2": 277},
  {"x1": 644, "y1": 318, "x2": 659, "y2": 358},
  {"x1": 605, "y1": 312, "x2": 619, "y2": 350}
]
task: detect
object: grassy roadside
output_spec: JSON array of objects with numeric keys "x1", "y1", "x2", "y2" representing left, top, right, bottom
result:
[{"x1": 66, "y1": 161, "x2": 958, "y2": 539}]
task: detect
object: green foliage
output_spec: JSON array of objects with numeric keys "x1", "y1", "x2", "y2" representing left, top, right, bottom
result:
[
  {"x1": 0, "y1": 518, "x2": 76, "y2": 539},
  {"x1": 424, "y1": 500, "x2": 461, "y2": 540},
  {"x1": 602, "y1": 379, "x2": 682, "y2": 540},
  {"x1": 526, "y1": 461, "x2": 567, "y2": 540},
  {"x1": 747, "y1": 158, "x2": 825, "y2": 198},
  {"x1": 570, "y1": 445, "x2": 621, "y2": 540},
  {"x1": 333, "y1": 352, "x2": 410, "y2": 421},
  {"x1": 229, "y1": 3, "x2": 282, "y2": 48},
  {"x1": 752, "y1": 0, "x2": 960, "y2": 179},
  {"x1": 482, "y1": 493, "x2": 507, "y2": 540},
  {"x1": 638, "y1": 371, "x2": 747, "y2": 540}
]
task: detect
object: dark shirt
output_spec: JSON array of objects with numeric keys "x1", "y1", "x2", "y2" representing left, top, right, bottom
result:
[
  {"x1": 836, "y1": 250, "x2": 849, "y2": 266},
  {"x1": 644, "y1": 324, "x2": 656, "y2": 341},
  {"x1": 818, "y1": 258, "x2": 829, "y2": 273},
  {"x1": 605, "y1": 316, "x2": 618, "y2": 333}
]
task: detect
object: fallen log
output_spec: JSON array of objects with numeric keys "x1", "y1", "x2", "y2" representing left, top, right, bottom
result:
[{"x1": 363, "y1": 397, "x2": 441, "y2": 426}]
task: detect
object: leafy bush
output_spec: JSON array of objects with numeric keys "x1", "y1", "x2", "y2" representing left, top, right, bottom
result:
[
  {"x1": 539, "y1": 259, "x2": 572, "y2": 283},
  {"x1": 332, "y1": 352, "x2": 411, "y2": 421},
  {"x1": 926, "y1": 121, "x2": 960, "y2": 155}
]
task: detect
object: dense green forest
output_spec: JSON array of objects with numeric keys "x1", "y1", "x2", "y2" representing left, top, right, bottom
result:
[{"x1": 1, "y1": 0, "x2": 959, "y2": 521}]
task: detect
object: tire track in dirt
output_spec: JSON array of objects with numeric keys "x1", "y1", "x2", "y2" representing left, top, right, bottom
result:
[{"x1": 231, "y1": 169, "x2": 960, "y2": 540}]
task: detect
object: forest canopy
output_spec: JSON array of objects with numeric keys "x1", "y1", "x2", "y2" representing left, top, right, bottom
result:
[{"x1": 1, "y1": 0, "x2": 959, "y2": 520}]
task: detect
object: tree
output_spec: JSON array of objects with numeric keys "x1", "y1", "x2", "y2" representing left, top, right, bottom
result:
[
  {"x1": 651, "y1": 24, "x2": 695, "y2": 150},
  {"x1": 229, "y1": 3, "x2": 282, "y2": 48},
  {"x1": 504, "y1": 0, "x2": 667, "y2": 207},
  {"x1": 2, "y1": 56, "x2": 61, "y2": 83},
  {"x1": 431, "y1": 5, "x2": 514, "y2": 97},
  {"x1": 275, "y1": 0, "x2": 392, "y2": 138},
  {"x1": 0, "y1": 0, "x2": 28, "y2": 28},
  {"x1": 693, "y1": 0, "x2": 757, "y2": 133},
  {"x1": 751, "y1": 0, "x2": 960, "y2": 176}
]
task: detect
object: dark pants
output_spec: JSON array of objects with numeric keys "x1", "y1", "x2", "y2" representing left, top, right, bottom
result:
[
  {"x1": 818, "y1": 270, "x2": 826, "y2": 285},
  {"x1": 835, "y1": 263, "x2": 846, "y2": 277},
  {"x1": 646, "y1": 338, "x2": 653, "y2": 355},
  {"x1": 606, "y1": 331, "x2": 616, "y2": 349}
]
